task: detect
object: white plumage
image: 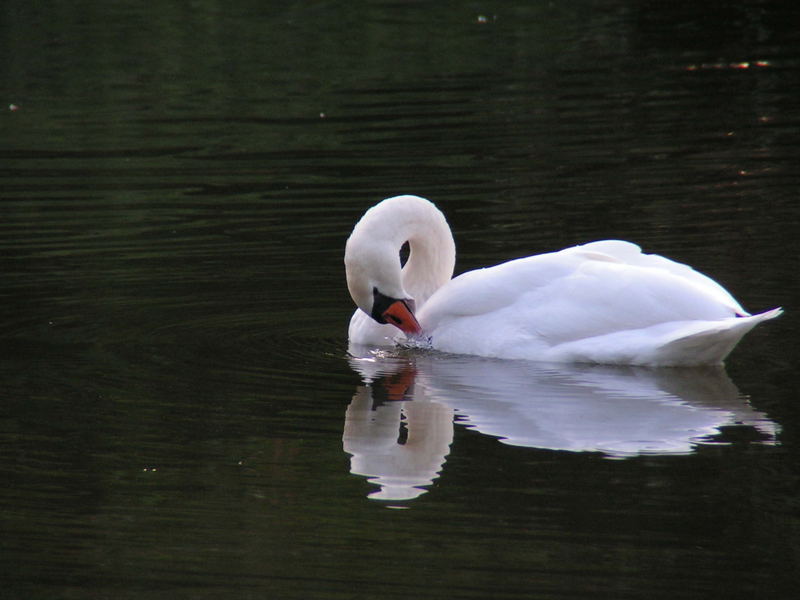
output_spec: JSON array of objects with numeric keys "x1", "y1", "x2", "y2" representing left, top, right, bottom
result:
[{"x1": 345, "y1": 195, "x2": 781, "y2": 366}]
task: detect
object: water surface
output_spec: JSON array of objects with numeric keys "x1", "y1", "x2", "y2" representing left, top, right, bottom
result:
[{"x1": 2, "y1": 2, "x2": 799, "y2": 599}]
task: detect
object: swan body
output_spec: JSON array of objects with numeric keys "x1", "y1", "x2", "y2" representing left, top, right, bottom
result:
[{"x1": 345, "y1": 195, "x2": 781, "y2": 366}]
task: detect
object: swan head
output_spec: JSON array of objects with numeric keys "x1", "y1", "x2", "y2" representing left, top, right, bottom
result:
[
  {"x1": 345, "y1": 195, "x2": 455, "y2": 337},
  {"x1": 345, "y1": 223, "x2": 422, "y2": 336}
]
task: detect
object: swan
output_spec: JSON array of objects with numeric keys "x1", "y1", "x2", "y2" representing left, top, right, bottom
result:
[{"x1": 344, "y1": 195, "x2": 781, "y2": 366}]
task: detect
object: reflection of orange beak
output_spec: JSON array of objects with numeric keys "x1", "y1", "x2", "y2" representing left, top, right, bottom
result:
[
  {"x1": 382, "y1": 299, "x2": 422, "y2": 336},
  {"x1": 383, "y1": 366, "x2": 417, "y2": 401}
]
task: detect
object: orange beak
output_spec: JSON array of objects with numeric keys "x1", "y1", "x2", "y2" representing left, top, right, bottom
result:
[{"x1": 382, "y1": 299, "x2": 422, "y2": 336}]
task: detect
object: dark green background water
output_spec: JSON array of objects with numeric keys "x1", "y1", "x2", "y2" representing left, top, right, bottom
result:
[{"x1": 2, "y1": 2, "x2": 799, "y2": 598}]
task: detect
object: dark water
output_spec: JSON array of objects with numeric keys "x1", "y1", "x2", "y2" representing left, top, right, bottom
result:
[{"x1": 2, "y1": 2, "x2": 800, "y2": 598}]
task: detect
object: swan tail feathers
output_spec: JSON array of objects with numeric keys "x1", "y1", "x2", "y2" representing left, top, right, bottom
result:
[
  {"x1": 551, "y1": 308, "x2": 782, "y2": 366},
  {"x1": 656, "y1": 308, "x2": 782, "y2": 366},
  {"x1": 744, "y1": 307, "x2": 783, "y2": 321}
]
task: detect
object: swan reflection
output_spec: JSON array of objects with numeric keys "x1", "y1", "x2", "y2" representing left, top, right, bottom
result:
[{"x1": 344, "y1": 345, "x2": 778, "y2": 501}]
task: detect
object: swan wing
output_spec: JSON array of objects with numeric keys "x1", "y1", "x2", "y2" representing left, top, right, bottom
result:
[
  {"x1": 572, "y1": 240, "x2": 746, "y2": 315},
  {"x1": 417, "y1": 241, "x2": 773, "y2": 364}
]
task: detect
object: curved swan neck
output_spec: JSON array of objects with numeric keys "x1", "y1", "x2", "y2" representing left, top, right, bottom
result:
[
  {"x1": 345, "y1": 195, "x2": 455, "y2": 314},
  {"x1": 398, "y1": 201, "x2": 456, "y2": 306}
]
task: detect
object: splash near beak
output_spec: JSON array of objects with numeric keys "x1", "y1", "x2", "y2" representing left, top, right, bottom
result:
[{"x1": 382, "y1": 299, "x2": 422, "y2": 336}]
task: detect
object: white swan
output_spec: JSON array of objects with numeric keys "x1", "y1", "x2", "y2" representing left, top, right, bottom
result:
[{"x1": 345, "y1": 195, "x2": 781, "y2": 366}]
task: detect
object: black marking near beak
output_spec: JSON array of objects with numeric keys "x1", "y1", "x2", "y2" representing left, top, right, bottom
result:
[{"x1": 371, "y1": 288, "x2": 422, "y2": 335}]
